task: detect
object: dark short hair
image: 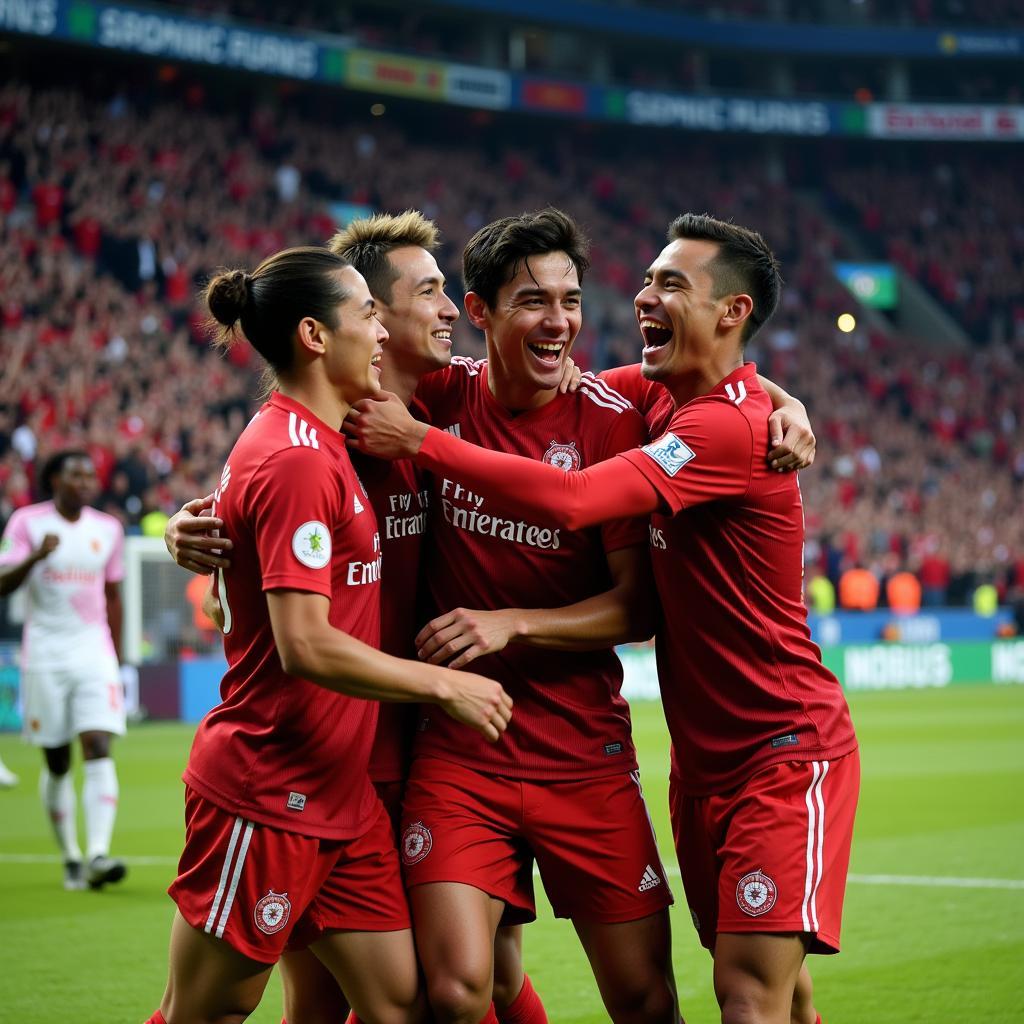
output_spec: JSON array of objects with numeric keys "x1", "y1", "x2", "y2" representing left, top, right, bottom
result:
[
  {"x1": 40, "y1": 449, "x2": 92, "y2": 496},
  {"x1": 668, "y1": 213, "x2": 782, "y2": 343},
  {"x1": 329, "y1": 210, "x2": 441, "y2": 305},
  {"x1": 205, "y1": 246, "x2": 353, "y2": 373},
  {"x1": 463, "y1": 208, "x2": 590, "y2": 309}
]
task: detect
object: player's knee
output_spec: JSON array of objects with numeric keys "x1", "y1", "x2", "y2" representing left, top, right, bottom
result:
[
  {"x1": 602, "y1": 976, "x2": 676, "y2": 1024},
  {"x1": 426, "y1": 972, "x2": 491, "y2": 1024},
  {"x1": 716, "y1": 982, "x2": 777, "y2": 1024},
  {"x1": 162, "y1": 995, "x2": 255, "y2": 1024},
  {"x1": 44, "y1": 746, "x2": 71, "y2": 776},
  {"x1": 80, "y1": 731, "x2": 112, "y2": 760}
]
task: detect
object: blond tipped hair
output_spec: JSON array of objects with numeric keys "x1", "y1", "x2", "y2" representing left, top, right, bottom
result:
[{"x1": 328, "y1": 210, "x2": 441, "y2": 304}]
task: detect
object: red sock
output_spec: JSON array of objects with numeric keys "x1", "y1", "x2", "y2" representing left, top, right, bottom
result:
[
  {"x1": 478, "y1": 1006, "x2": 500, "y2": 1024},
  {"x1": 815, "y1": 1017, "x2": 822, "y2": 1024},
  {"x1": 347, "y1": 1016, "x2": 362, "y2": 1024},
  {"x1": 497, "y1": 975, "x2": 547, "y2": 1024},
  {"x1": 144, "y1": 1013, "x2": 167, "y2": 1024}
]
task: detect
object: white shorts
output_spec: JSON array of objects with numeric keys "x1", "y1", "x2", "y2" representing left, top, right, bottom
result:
[{"x1": 21, "y1": 657, "x2": 126, "y2": 747}]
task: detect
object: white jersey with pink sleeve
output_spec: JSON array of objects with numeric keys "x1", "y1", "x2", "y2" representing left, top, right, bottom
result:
[{"x1": 0, "y1": 502, "x2": 123, "y2": 671}]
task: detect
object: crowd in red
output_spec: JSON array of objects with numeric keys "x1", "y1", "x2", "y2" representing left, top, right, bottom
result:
[{"x1": 1, "y1": 80, "x2": 1020, "y2": 606}]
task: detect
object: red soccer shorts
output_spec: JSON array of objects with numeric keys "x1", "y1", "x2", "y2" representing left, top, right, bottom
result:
[
  {"x1": 169, "y1": 786, "x2": 410, "y2": 963},
  {"x1": 399, "y1": 757, "x2": 673, "y2": 924},
  {"x1": 670, "y1": 750, "x2": 860, "y2": 954},
  {"x1": 374, "y1": 778, "x2": 405, "y2": 838}
]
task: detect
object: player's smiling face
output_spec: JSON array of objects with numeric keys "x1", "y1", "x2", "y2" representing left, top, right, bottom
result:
[
  {"x1": 635, "y1": 237, "x2": 732, "y2": 382},
  {"x1": 322, "y1": 266, "x2": 389, "y2": 406},
  {"x1": 377, "y1": 246, "x2": 459, "y2": 377},
  {"x1": 470, "y1": 250, "x2": 582, "y2": 400}
]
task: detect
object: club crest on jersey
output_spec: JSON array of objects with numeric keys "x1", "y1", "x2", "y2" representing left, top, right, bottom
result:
[
  {"x1": 292, "y1": 521, "x2": 331, "y2": 569},
  {"x1": 736, "y1": 869, "x2": 777, "y2": 917},
  {"x1": 542, "y1": 440, "x2": 581, "y2": 472},
  {"x1": 641, "y1": 433, "x2": 695, "y2": 477},
  {"x1": 401, "y1": 821, "x2": 433, "y2": 866},
  {"x1": 253, "y1": 890, "x2": 292, "y2": 935}
]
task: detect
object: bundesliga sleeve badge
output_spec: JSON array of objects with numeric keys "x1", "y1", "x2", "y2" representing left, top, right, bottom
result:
[
  {"x1": 292, "y1": 521, "x2": 331, "y2": 569},
  {"x1": 253, "y1": 890, "x2": 292, "y2": 935},
  {"x1": 736, "y1": 869, "x2": 777, "y2": 917},
  {"x1": 641, "y1": 433, "x2": 696, "y2": 477}
]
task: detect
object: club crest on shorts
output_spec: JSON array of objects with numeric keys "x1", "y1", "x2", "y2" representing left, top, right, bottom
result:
[
  {"x1": 542, "y1": 440, "x2": 581, "y2": 472},
  {"x1": 736, "y1": 869, "x2": 777, "y2": 917},
  {"x1": 401, "y1": 821, "x2": 433, "y2": 866},
  {"x1": 253, "y1": 890, "x2": 292, "y2": 935}
]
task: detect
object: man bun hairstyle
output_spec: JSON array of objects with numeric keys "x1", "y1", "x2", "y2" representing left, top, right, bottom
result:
[
  {"x1": 207, "y1": 270, "x2": 253, "y2": 328},
  {"x1": 329, "y1": 210, "x2": 441, "y2": 305},
  {"x1": 205, "y1": 246, "x2": 353, "y2": 374},
  {"x1": 668, "y1": 213, "x2": 782, "y2": 343},
  {"x1": 462, "y1": 207, "x2": 590, "y2": 309}
]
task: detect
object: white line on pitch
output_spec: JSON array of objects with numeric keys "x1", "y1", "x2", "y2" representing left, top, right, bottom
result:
[
  {"x1": 847, "y1": 873, "x2": 1024, "y2": 890},
  {"x1": 0, "y1": 853, "x2": 177, "y2": 866},
  {"x1": 2, "y1": 854, "x2": 1022, "y2": 891}
]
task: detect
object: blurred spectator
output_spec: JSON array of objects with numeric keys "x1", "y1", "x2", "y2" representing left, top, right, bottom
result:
[
  {"x1": 886, "y1": 571, "x2": 922, "y2": 615},
  {"x1": 0, "y1": 76, "x2": 1020, "y2": 609},
  {"x1": 806, "y1": 573, "x2": 836, "y2": 616},
  {"x1": 839, "y1": 566, "x2": 881, "y2": 611}
]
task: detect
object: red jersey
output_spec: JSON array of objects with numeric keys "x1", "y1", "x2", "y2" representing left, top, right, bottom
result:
[
  {"x1": 351, "y1": 407, "x2": 429, "y2": 783},
  {"x1": 184, "y1": 392, "x2": 381, "y2": 839},
  {"x1": 618, "y1": 364, "x2": 857, "y2": 796},
  {"x1": 414, "y1": 357, "x2": 648, "y2": 779},
  {"x1": 598, "y1": 365, "x2": 674, "y2": 438}
]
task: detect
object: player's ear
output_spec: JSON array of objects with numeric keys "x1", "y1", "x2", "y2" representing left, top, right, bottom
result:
[
  {"x1": 719, "y1": 293, "x2": 753, "y2": 334},
  {"x1": 463, "y1": 292, "x2": 491, "y2": 331},
  {"x1": 296, "y1": 316, "x2": 327, "y2": 357}
]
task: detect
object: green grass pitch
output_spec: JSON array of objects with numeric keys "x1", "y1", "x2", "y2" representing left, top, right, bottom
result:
[{"x1": 2, "y1": 685, "x2": 1023, "y2": 1023}]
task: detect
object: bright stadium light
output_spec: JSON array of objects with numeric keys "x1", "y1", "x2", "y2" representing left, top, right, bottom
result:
[{"x1": 837, "y1": 313, "x2": 857, "y2": 333}]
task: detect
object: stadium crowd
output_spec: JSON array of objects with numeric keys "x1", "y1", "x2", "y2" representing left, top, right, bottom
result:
[{"x1": 1, "y1": 79, "x2": 1021, "y2": 607}]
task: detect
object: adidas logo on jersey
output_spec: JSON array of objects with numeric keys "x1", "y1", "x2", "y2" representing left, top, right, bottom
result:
[
  {"x1": 638, "y1": 864, "x2": 662, "y2": 892},
  {"x1": 354, "y1": 493, "x2": 364, "y2": 514}
]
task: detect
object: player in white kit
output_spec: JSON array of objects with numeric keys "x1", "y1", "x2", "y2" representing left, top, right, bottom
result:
[{"x1": 0, "y1": 450, "x2": 128, "y2": 890}]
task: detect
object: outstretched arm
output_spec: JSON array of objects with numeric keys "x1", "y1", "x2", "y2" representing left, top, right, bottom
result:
[{"x1": 345, "y1": 392, "x2": 661, "y2": 531}]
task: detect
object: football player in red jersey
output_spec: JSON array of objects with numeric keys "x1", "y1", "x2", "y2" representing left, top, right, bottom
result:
[
  {"x1": 144, "y1": 247, "x2": 512, "y2": 1024},
  {"x1": 166, "y1": 214, "x2": 816, "y2": 1024},
  {"x1": 384, "y1": 210, "x2": 677, "y2": 1024},
  {"x1": 346, "y1": 214, "x2": 858, "y2": 1024},
  {"x1": 165, "y1": 213, "x2": 553, "y2": 1024}
]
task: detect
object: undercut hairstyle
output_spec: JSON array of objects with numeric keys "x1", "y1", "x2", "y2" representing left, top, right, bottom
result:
[
  {"x1": 668, "y1": 213, "x2": 782, "y2": 343},
  {"x1": 205, "y1": 246, "x2": 353, "y2": 374},
  {"x1": 462, "y1": 208, "x2": 590, "y2": 309},
  {"x1": 329, "y1": 210, "x2": 441, "y2": 305},
  {"x1": 40, "y1": 449, "x2": 92, "y2": 497}
]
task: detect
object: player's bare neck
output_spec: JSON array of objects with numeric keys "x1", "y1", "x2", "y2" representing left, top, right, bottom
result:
[
  {"x1": 667, "y1": 352, "x2": 744, "y2": 406},
  {"x1": 277, "y1": 378, "x2": 349, "y2": 432},
  {"x1": 380, "y1": 364, "x2": 418, "y2": 408},
  {"x1": 54, "y1": 500, "x2": 82, "y2": 523}
]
